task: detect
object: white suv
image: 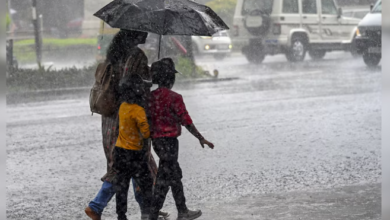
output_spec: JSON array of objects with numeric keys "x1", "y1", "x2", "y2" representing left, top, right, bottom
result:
[{"x1": 232, "y1": 0, "x2": 361, "y2": 63}]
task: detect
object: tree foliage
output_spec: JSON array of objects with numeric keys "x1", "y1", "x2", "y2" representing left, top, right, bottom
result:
[{"x1": 206, "y1": 0, "x2": 237, "y2": 28}]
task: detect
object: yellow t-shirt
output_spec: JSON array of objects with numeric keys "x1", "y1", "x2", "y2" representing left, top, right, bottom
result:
[{"x1": 116, "y1": 103, "x2": 150, "y2": 151}]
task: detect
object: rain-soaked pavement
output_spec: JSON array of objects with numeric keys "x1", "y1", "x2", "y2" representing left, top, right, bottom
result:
[{"x1": 6, "y1": 52, "x2": 381, "y2": 219}]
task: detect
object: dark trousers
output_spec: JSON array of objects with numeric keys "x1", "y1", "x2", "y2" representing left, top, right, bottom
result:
[
  {"x1": 114, "y1": 147, "x2": 154, "y2": 220},
  {"x1": 150, "y1": 138, "x2": 188, "y2": 220}
]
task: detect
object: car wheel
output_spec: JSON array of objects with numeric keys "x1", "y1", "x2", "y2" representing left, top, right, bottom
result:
[
  {"x1": 214, "y1": 54, "x2": 226, "y2": 60},
  {"x1": 363, "y1": 52, "x2": 381, "y2": 67},
  {"x1": 308, "y1": 50, "x2": 326, "y2": 60},
  {"x1": 244, "y1": 9, "x2": 271, "y2": 36},
  {"x1": 245, "y1": 47, "x2": 265, "y2": 64},
  {"x1": 246, "y1": 52, "x2": 265, "y2": 64},
  {"x1": 286, "y1": 37, "x2": 307, "y2": 62}
]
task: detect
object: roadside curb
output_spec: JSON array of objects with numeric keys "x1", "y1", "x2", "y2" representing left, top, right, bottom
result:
[{"x1": 176, "y1": 77, "x2": 239, "y2": 84}]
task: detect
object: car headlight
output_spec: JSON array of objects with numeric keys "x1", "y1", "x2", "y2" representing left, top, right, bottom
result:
[
  {"x1": 205, "y1": 45, "x2": 210, "y2": 50},
  {"x1": 229, "y1": 44, "x2": 233, "y2": 49},
  {"x1": 356, "y1": 28, "x2": 361, "y2": 37}
]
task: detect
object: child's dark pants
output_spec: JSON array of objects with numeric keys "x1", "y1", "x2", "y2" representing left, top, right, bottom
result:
[
  {"x1": 113, "y1": 147, "x2": 154, "y2": 220},
  {"x1": 150, "y1": 137, "x2": 188, "y2": 220}
]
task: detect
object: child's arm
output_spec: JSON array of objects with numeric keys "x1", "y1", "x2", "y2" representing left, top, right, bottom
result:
[
  {"x1": 185, "y1": 124, "x2": 214, "y2": 149},
  {"x1": 173, "y1": 95, "x2": 214, "y2": 149},
  {"x1": 135, "y1": 108, "x2": 150, "y2": 139}
]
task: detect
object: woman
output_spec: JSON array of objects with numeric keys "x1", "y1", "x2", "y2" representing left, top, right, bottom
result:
[{"x1": 85, "y1": 30, "x2": 168, "y2": 220}]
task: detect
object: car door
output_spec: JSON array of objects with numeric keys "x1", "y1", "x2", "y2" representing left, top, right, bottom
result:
[
  {"x1": 319, "y1": 0, "x2": 340, "y2": 42},
  {"x1": 301, "y1": 0, "x2": 321, "y2": 42},
  {"x1": 280, "y1": 0, "x2": 301, "y2": 43}
]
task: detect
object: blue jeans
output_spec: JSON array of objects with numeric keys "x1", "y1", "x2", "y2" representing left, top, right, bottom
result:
[{"x1": 89, "y1": 179, "x2": 143, "y2": 215}]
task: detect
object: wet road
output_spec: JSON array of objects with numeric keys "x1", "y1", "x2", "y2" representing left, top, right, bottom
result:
[{"x1": 6, "y1": 52, "x2": 381, "y2": 219}]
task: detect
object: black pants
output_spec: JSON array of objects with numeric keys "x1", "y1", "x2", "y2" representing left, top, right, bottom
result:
[
  {"x1": 150, "y1": 138, "x2": 188, "y2": 220},
  {"x1": 113, "y1": 147, "x2": 154, "y2": 220}
]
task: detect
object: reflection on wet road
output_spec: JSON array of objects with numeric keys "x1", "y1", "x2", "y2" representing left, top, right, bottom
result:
[{"x1": 7, "y1": 53, "x2": 381, "y2": 219}]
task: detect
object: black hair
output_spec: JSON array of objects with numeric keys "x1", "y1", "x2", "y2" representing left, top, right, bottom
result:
[
  {"x1": 155, "y1": 72, "x2": 176, "y2": 88},
  {"x1": 106, "y1": 29, "x2": 147, "y2": 65},
  {"x1": 118, "y1": 74, "x2": 145, "y2": 107},
  {"x1": 151, "y1": 58, "x2": 177, "y2": 88}
]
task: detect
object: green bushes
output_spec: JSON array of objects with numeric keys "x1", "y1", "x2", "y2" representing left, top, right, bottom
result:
[
  {"x1": 7, "y1": 65, "x2": 96, "y2": 94},
  {"x1": 175, "y1": 56, "x2": 207, "y2": 79},
  {"x1": 7, "y1": 56, "x2": 209, "y2": 94}
]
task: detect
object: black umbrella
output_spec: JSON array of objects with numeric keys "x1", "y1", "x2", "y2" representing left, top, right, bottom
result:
[{"x1": 94, "y1": 0, "x2": 229, "y2": 58}]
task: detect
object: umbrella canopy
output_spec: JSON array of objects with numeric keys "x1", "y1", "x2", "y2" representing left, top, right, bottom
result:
[{"x1": 94, "y1": 0, "x2": 229, "y2": 37}]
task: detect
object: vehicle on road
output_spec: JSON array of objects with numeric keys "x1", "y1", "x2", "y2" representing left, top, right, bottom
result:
[
  {"x1": 232, "y1": 0, "x2": 361, "y2": 63},
  {"x1": 191, "y1": 30, "x2": 232, "y2": 60},
  {"x1": 355, "y1": 0, "x2": 381, "y2": 67},
  {"x1": 344, "y1": 8, "x2": 370, "y2": 57}
]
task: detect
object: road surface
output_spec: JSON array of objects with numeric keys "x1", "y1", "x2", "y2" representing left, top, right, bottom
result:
[{"x1": 7, "y1": 52, "x2": 381, "y2": 219}]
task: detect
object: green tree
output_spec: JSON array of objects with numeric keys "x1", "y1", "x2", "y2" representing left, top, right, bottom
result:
[{"x1": 206, "y1": 0, "x2": 237, "y2": 29}]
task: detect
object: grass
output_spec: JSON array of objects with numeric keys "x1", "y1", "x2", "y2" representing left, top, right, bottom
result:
[
  {"x1": 14, "y1": 38, "x2": 98, "y2": 48},
  {"x1": 13, "y1": 38, "x2": 97, "y2": 63},
  {"x1": 14, "y1": 51, "x2": 36, "y2": 63},
  {"x1": 176, "y1": 56, "x2": 207, "y2": 79}
]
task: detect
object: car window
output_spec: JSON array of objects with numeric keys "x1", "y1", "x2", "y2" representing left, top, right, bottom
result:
[
  {"x1": 354, "y1": 11, "x2": 368, "y2": 19},
  {"x1": 242, "y1": 0, "x2": 274, "y2": 15},
  {"x1": 302, "y1": 0, "x2": 317, "y2": 14},
  {"x1": 321, "y1": 0, "x2": 337, "y2": 15},
  {"x1": 372, "y1": 1, "x2": 381, "y2": 13},
  {"x1": 213, "y1": 31, "x2": 229, "y2": 37},
  {"x1": 283, "y1": 0, "x2": 299, "y2": 13}
]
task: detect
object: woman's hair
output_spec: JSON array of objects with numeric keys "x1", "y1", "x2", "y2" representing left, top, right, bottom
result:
[{"x1": 106, "y1": 29, "x2": 147, "y2": 65}]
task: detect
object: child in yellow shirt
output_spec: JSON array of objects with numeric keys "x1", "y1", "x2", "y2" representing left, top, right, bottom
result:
[{"x1": 113, "y1": 74, "x2": 154, "y2": 220}]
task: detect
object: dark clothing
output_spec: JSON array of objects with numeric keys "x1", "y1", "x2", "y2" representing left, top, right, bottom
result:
[
  {"x1": 93, "y1": 46, "x2": 157, "y2": 218},
  {"x1": 150, "y1": 88, "x2": 193, "y2": 139},
  {"x1": 113, "y1": 147, "x2": 154, "y2": 220},
  {"x1": 150, "y1": 138, "x2": 188, "y2": 220},
  {"x1": 101, "y1": 47, "x2": 157, "y2": 183}
]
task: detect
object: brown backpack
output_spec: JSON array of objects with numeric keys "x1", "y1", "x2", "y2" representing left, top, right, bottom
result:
[
  {"x1": 89, "y1": 62, "x2": 120, "y2": 116},
  {"x1": 89, "y1": 49, "x2": 147, "y2": 117}
]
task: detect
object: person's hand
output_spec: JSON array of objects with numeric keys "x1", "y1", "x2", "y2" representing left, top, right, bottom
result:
[{"x1": 200, "y1": 139, "x2": 214, "y2": 149}]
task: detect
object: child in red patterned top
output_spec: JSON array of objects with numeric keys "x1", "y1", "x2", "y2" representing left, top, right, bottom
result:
[{"x1": 149, "y1": 58, "x2": 214, "y2": 220}]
